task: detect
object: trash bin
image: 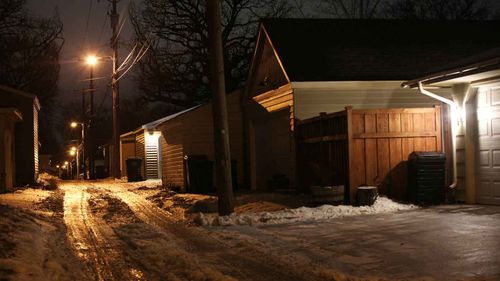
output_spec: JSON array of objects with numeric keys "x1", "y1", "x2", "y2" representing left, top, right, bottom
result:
[
  {"x1": 184, "y1": 156, "x2": 238, "y2": 193},
  {"x1": 408, "y1": 152, "x2": 446, "y2": 204},
  {"x1": 185, "y1": 155, "x2": 213, "y2": 193},
  {"x1": 126, "y1": 158, "x2": 143, "y2": 182}
]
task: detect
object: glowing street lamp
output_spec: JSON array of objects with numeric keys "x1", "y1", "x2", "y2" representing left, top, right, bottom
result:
[
  {"x1": 70, "y1": 121, "x2": 85, "y2": 180},
  {"x1": 84, "y1": 55, "x2": 97, "y2": 180},
  {"x1": 85, "y1": 55, "x2": 98, "y2": 66}
]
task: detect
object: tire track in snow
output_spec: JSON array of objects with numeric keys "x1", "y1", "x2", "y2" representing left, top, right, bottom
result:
[
  {"x1": 104, "y1": 183, "x2": 313, "y2": 281},
  {"x1": 61, "y1": 182, "x2": 144, "y2": 281}
]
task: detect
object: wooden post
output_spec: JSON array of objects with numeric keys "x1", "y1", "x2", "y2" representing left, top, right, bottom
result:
[
  {"x1": 345, "y1": 106, "x2": 354, "y2": 205},
  {"x1": 111, "y1": 0, "x2": 121, "y2": 179},
  {"x1": 207, "y1": 0, "x2": 235, "y2": 215}
]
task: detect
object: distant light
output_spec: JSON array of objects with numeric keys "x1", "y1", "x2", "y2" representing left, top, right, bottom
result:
[
  {"x1": 71, "y1": 146, "x2": 77, "y2": 151},
  {"x1": 56, "y1": 165, "x2": 60, "y2": 168},
  {"x1": 86, "y1": 55, "x2": 98, "y2": 66},
  {"x1": 69, "y1": 150, "x2": 76, "y2": 156},
  {"x1": 70, "y1": 122, "x2": 78, "y2": 128},
  {"x1": 64, "y1": 161, "x2": 69, "y2": 165}
]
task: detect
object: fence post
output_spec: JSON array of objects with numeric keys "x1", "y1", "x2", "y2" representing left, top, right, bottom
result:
[{"x1": 345, "y1": 106, "x2": 354, "y2": 205}]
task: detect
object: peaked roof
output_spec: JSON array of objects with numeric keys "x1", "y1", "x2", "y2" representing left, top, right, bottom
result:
[
  {"x1": 261, "y1": 19, "x2": 500, "y2": 81},
  {"x1": 0, "y1": 85, "x2": 41, "y2": 109},
  {"x1": 120, "y1": 104, "x2": 203, "y2": 138},
  {"x1": 143, "y1": 105, "x2": 202, "y2": 130}
]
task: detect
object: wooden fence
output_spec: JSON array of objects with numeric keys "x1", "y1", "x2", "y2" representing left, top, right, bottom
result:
[{"x1": 297, "y1": 106, "x2": 442, "y2": 204}]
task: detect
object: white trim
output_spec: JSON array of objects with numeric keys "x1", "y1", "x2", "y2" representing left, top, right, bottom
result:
[{"x1": 291, "y1": 81, "x2": 410, "y2": 90}]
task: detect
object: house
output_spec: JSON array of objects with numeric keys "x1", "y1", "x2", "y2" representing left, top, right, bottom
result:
[
  {"x1": 155, "y1": 90, "x2": 244, "y2": 192},
  {"x1": 0, "y1": 108, "x2": 22, "y2": 192},
  {"x1": 0, "y1": 85, "x2": 41, "y2": 187},
  {"x1": 243, "y1": 19, "x2": 500, "y2": 201},
  {"x1": 403, "y1": 48, "x2": 500, "y2": 205}
]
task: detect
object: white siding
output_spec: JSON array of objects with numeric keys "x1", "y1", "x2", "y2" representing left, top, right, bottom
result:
[
  {"x1": 293, "y1": 81, "x2": 452, "y2": 120},
  {"x1": 144, "y1": 132, "x2": 161, "y2": 179},
  {"x1": 33, "y1": 106, "x2": 39, "y2": 179}
]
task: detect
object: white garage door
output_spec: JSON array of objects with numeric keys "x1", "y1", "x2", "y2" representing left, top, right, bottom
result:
[{"x1": 477, "y1": 84, "x2": 500, "y2": 205}]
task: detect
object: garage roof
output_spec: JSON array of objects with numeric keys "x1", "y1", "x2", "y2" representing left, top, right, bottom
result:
[{"x1": 262, "y1": 19, "x2": 500, "y2": 81}]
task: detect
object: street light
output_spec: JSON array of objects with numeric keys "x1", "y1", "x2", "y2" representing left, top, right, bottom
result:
[
  {"x1": 70, "y1": 121, "x2": 85, "y2": 179},
  {"x1": 84, "y1": 55, "x2": 97, "y2": 180},
  {"x1": 85, "y1": 55, "x2": 98, "y2": 66}
]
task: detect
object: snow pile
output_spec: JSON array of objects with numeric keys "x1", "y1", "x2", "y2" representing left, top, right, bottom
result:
[
  {"x1": 112, "y1": 178, "x2": 162, "y2": 189},
  {"x1": 36, "y1": 173, "x2": 58, "y2": 190},
  {"x1": 195, "y1": 196, "x2": 418, "y2": 226}
]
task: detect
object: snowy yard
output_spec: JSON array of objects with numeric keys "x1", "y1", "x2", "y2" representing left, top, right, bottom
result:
[{"x1": 1, "y1": 179, "x2": 499, "y2": 281}]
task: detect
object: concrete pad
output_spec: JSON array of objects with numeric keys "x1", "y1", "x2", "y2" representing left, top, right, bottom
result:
[{"x1": 258, "y1": 205, "x2": 500, "y2": 280}]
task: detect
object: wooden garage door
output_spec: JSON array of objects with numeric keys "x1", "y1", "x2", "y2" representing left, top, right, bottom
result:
[{"x1": 477, "y1": 85, "x2": 500, "y2": 205}]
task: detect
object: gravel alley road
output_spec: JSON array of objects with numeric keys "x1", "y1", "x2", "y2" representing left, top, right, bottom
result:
[{"x1": 2, "y1": 180, "x2": 499, "y2": 281}]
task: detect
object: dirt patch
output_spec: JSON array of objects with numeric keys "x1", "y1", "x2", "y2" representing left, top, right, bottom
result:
[
  {"x1": 35, "y1": 190, "x2": 64, "y2": 216},
  {"x1": 141, "y1": 188, "x2": 316, "y2": 224},
  {"x1": 88, "y1": 193, "x2": 140, "y2": 224},
  {"x1": 0, "y1": 206, "x2": 18, "y2": 260}
]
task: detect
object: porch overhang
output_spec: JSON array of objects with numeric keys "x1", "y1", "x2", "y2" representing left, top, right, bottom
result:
[{"x1": 252, "y1": 83, "x2": 293, "y2": 112}]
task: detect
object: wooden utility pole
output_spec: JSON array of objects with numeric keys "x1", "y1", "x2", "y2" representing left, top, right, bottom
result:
[
  {"x1": 206, "y1": 0, "x2": 235, "y2": 215},
  {"x1": 110, "y1": 0, "x2": 121, "y2": 179},
  {"x1": 88, "y1": 66, "x2": 95, "y2": 179}
]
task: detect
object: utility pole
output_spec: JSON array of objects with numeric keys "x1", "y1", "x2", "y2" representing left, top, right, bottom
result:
[
  {"x1": 76, "y1": 88, "x2": 87, "y2": 179},
  {"x1": 206, "y1": 0, "x2": 235, "y2": 215},
  {"x1": 110, "y1": 0, "x2": 121, "y2": 179},
  {"x1": 88, "y1": 65, "x2": 95, "y2": 179}
]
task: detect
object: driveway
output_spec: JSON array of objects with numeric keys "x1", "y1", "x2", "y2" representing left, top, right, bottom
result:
[{"x1": 211, "y1": 205, "x2": 500, "y2": 281}]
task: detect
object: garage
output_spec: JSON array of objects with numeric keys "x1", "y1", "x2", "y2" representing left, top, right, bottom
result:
[
  {"x1": 476, "y1": 85, "x2": 500, "y2": 204},
  {"x1": 403, "y1": 50, "x2": 500, "y2": 205}
]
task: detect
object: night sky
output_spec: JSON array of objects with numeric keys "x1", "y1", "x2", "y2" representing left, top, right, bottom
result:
[{"x1": 27, "y1": 0, "x2": 139, "y2": 105}]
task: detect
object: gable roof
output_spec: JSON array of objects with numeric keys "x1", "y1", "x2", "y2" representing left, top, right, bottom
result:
[
  {"x1": 261, "y1": 19, "x2": 500, "y2": 82},
  {"x1": 120, "y1": 105, "x2": 202, "y2": 138},
  {"x1": 144, "y1": 105, "x2": 202, "y2": 130},
  {"x1": 0, "y1": 85, "x2": 41, "y2": 110}
]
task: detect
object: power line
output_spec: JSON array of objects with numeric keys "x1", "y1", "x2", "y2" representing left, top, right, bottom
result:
[
  {"x1": 96, "y1": 2, "x2": 110, "y2": 45},
  {"x1": 82, "y1": 0, "x2": 94, "y2": 47},
  {"x1": 115, "y1": 42, "x2": 150, "y2": 82}
]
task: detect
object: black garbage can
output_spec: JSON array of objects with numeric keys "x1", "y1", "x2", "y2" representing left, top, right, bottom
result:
[
  {"x1": 185, "y1": 156, "x2": 238, "y2": 194},
  {"x1": 126, "y1": 158, "x2": 143, "y2": 182},
  {"x1": 408, "y1": 152, "x2": 446, "y2": 204}
]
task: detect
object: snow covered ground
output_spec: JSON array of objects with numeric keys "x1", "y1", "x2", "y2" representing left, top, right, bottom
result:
[
  {"x1": 195, "y1": 197, "x2": 418, "y2": 226},
  {"x1": 1, "y1": 179, "x2": 496, "y2": 281}
]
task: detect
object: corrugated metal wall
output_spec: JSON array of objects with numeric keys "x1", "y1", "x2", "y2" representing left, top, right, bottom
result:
[
  {"x1": 144, "y1": 132, "x2": 161, "y2": 179},
  {"x1": 135, "y1": 132, "x2": 145, "y2": 178},
  {"x1": 33, "y1": 106, "x2": 39, "y2": 179}
]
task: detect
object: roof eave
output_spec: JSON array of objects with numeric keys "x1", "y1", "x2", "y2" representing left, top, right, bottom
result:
[{"x1": 403, "y1": 57, "x2": 500, "y2": 88}]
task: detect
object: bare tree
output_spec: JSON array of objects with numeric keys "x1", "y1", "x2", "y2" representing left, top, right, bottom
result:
[
  {"x1": 0, "y1": 0, "x2": 63, "y2": 106},
  {"x1": 384, "y1": 0, "x2": 491, "y2": 20},
  {"x1": 130, "y1": 0, "x2": 296, "y2": 106},
  {"x1": 319, "y1": 0, "x2": 384, "y2": 18}
]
